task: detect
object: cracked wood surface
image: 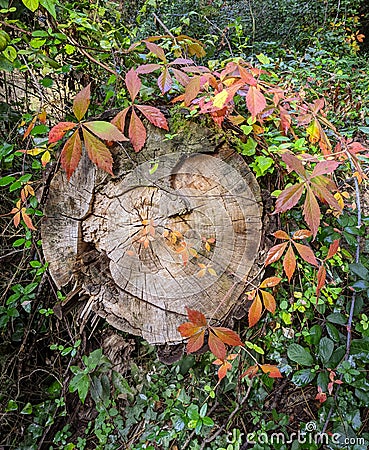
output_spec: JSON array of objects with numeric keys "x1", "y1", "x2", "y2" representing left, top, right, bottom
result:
[{"x1": 41, "y1": 120, "x2": 263, "y2": 344}]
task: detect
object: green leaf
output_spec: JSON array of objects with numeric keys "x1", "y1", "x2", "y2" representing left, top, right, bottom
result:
[
  {"x1": 0, "y1": 175, "x2": 15, "y2": 186},
  {"x1": 39, "y1": 0, "x2": 56, "y2": 18},
  {"x1": 22, "y1": 0, "x2": 39, "y2": 12},
  {"x1": 199, "y1": 403, "x2": 207, "y2": 418},
  {"x1": 30, "y1": 38, "x2": 46, "y2": 48},
  {"x1": 6, "y1": 399, "x2": 18, "y2": 411},
  {"x1": 2, "y1": 45, "x2": 16, "y2": 61},
  {"x1": 358, "y1": 127, "x2": 369, "y2": 134},
  {"x1": 349, "y1": 263, "x2": 369, "y2": 279},
  {"x1": 240, "y1": 137, "x2": 257, "y2": 156},
  {"x1": 292, "y1": 369, "x2": 316, "y2": 386},
  {"x1": 84, "y1": 348, "x2": 103, "y2": 370},
  {"x1": 317, "y1": 371, "x2": 329, "y2": 391},
  {"x1": 326, "y1": 322, "x2": 340, "y2": 342},
  {"x1": 327, "y1": 312, "x2": 347, "y2": 325},
  {"x1": 287, "y1": 343, "x2": 314, "y2": 366},
  {"x1": 20, "y1": 402, "x2": 33, "y2": 414},
  {"x1": 13, "y1": 238, "x2": 25, "y2": 247},
  {"x1": 187, "y1": 404, "x2": 199, "y2": 420},
  {"x1": 69, "y1": 373, "x2": 90, "y2": 403},
  {"x1": 304, "y1": 324, "x2": 322, "y2": 345},
  {"x1": 202, "y1": 416, "x2": 214, "y2": 427},
  {"x1": 318, "y1": 337, "x2": 334, "y2": 365}
]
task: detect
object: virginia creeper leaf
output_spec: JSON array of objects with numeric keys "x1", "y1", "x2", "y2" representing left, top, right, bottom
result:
[
  {"x1": 303, "y1": 187, "x2": 320, "y2": 237},
  {"x1": 186, "y1": 307, "x2": 207, "y2": 326},
  {"x1": 83, "y1": 121, "x2": 128, "y2": 141},
  {"x1": 211, "y1": 327, "x2": 243, "y2": 347},
  {"x1": 246, "y1": 85, "x2": 266, "y2": 118},
  {"x1": 249, "y1": 294, "x2": 262, "y2": 327},
  {"x1": 292, "y1": 229, "x2": 313, "y2": 240},
  {"x1": 283, "y1": 243, "x2": 296, "y2": 282},
  {"x1": 60, "y1": 129, "x2": 82, "y2": 180},
  {"x1": 111, "y1": 107, "x2": 130, "y2": 132},
  {"x1": 260, "y1": 364, "x2": 282, "y2": 378},
  {"x1": 157, "y1": 67, "x2": 172, "y2": 94},
  {"x1": 316, "y1": 265, "x2": 326, "y2": 297},
  {"x1": 177, "y1": 322, "x2": 203, "y2": 337},
  {"x1": 311, "y1": 160, "x2": 340, "y2": 178},
  {"x1": 135, "y1": 63, "x2": 161, "y2": 74},
  {"x1": 48, "y1": 122, "x2": 77, "y2": 144},
  {"x1": 125, "y1": 69, "x2": 141, "y2": 102},
  {"x1": 273, "y1": 230, "x2": 289, "y2": 240},
  {"x1": 274, "y1": 183, "x2": 304, "y2": 214},
  {"x1": 187, "y1": 331, "x2": 205, "y2": 354},
  {"x1": 241, "y1": 364, "x2": 259, "y2": 379},
  {"x1": 73, "y1": 84, "x2": 91, "y2": 121},
  {"x1": 129, "y1": 108, "x2": 147, "y2": 152},
  {"x1": 217, "y1": 361, "x2": 232, "y2": 380},
  {"x1": 261, "y1": 290, "x2": 276, "y2": 314},
  {"x1": 136, "y1": 105, "x2": 169, "y2": 130},
  {"x1": 82, "y1": 128, "x2": 114, "y2": 176},
  {"x1": 144, "y1": 41, "x2": 167, "y2": 62},
  {"x1": 327, "y1": 239, "x2": 340, "y2": 259},
  {"x1": 293, "y1": 242, "x2": 318, "y2": 266},
  {"x1": 280, "y1": 106, "x2": 292, "y2": 134},
  {"x1": 212, "y1": 90, "x2": 229, "y2": 109},
  {"x1": 171, "y1": 68, "x2": 190, "y2": 86},
  {"x1": 208, "y1": 330, "x2": 227, "y2": 360},
  {"x1": 265, "y1": 242, "x2": 288, "y2": 266},
  {"x1": 260, "y1": 277, "x2": 281, "y2": 288},
  {"x1": 184, "y1": 76, "x2": 201, "y2": 106},
  {"x1": 282, "y1": 152, "x2": 306, "y2": 178}
]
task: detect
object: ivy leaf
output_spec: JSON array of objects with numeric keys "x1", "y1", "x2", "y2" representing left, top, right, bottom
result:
[
  {"x1": 39, "y1": 0, "x2": 57, "y2": 18},
  {"x1": 83, "y1": 121, "x2": 128, "y2": 141},
  {"x1": 136, "y1": 105, "x2": 169, "y2": 130},
  {"x1": 246, "y1": 85, "x2": 266, "y2": 118},
  {"x1": 48, "y1": 122, "x2": 77, "y2": 144},
  {"x1": 129, "y1": 108, "x2": 147, "y2": 152},
  {"x1": 283, "y1": 244, "x2": 296, "y2": 282},
  {"x1": 82, "y1": 128, "x2": 114, "y2": 176},
  {"x1": 248, "y1": 294, "x2": 262, "y2": 327},
  {"x1": 60, "y1": 129, "x2": 82, "y2": 180},
  {"x1": 125, "y1": 69, "x2": 141, "y2": 102},
  {"x1": 73, "y1": 84, "x2": 91, "y2": 121}
]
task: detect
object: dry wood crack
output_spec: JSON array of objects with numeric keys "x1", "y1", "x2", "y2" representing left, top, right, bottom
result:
[{"x1": 41, "y1": 120, "x2": 263, "y2": 344}]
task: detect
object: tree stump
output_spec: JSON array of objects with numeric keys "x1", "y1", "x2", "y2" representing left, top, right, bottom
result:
[{"x1": 42, "y1": 119, "x2": 263, "y2": 344}]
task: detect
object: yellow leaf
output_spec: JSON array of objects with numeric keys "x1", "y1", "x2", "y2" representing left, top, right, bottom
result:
[
  {"x1": 212, "y1": 90, "x2": 228, "y2": 109},
  {"x1": 208, "y1": 267, "x2": 217, "y2": 276},
  {"x1": 41, "y1": 150, "x2": 51, "y2": 166}
]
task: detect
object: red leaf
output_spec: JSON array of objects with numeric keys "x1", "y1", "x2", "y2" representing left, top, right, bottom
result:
[
  {"x1": 211, "y1": 327, "x2": 243, "y2": 347},
  {"x1": 238, "y1": 65, "x2": 257, "y2": 86},
  {"x1": 311, "y1": 97, "x2": 325, "y2": 114},
  {"x1": 311, "y1": 178, "x2": 341, "y2": 211},
  {"x1": 279, "y1": 106, "x2": 291, "y2": 134},
  {"x1": 292, "y1": 229, "x2": 313, "y2": 240},
  {"x1": 184, "y1": 76, "x2": 201, "y2": 106},
  {"x1": 82, "y1": 128, "x2": 114, "y2": 176},
  {"x1": 261, "y1": 290, "x2": 276, "y2": 314},
  {"x1": 311, "y1": 160, "x2": 340, "y2": 178},
  {"x1": 241, "y1": 364, "x2": 259, "y2": 379},
  {"x1": 83, "y1": 121, "x2": 128, "y2": 141},
  {"x1": 135, "y1": 63, "x2": 161, "y2": 74},
  {"x1": 208, "y1": 330, "x2": 227, "y2": 360},
  {"x1": 48, "y1": 122, "x2": 77, "y2": 144},
  {"x1": 316, "y1": 265, "x2": 326, "y2": 297},
  {"x1": 265, "y1": 242, "x2": 288, "y2": 266},
  {"x1": 260, "y1": 364, "x2": 282, "y2": 378},
  {"x1": 136, "y1": 105, "x2": 169, "y2": 130},
  {"x1": 73, "y1": 84, "x2": 91, "y2": 121},
  {"x1": 178, "y1": 322, "x2": 203, "y2": 337},
  {"x1": 327, "y1": 239, "x2": 340, "y2": 259},
  {"x1": 293, "y1": 242, "x2": 318, "y2": 266},
  {"x1": 283, "y1": 244, "x2": 296, "y2": 282},
  {"x1": 303, "y1": 187, "x2": 321, "y2": 237},
  {"x1": 111, "y1": 107, "x2": 130, "y2": 132},
  {"x1": 248, "y1": 294, "x2": 262, "y2": 327},
  {"x1": 260, "y1": 277, "x2": 281, "y2": 288},
  {"x1": 273, "y1": 230, "x2": 289, "y2": 240},
  {"x1": 217, "y1": 361, "x2": 232, "y2": 380},
  {"x1": 246, "y1": 85, "x2": 266, "y2": 118},
  {"x1": 129, "y1": 108, "x2": 147, "y2": 152},
  {"x1": 169, "y1": 57, "x2": 194, "y2": 65},
  {"x1": 157, "y1": 67, "x2": 172, "y2": 94},
  {"x1": 125, "y1": 69, "x2": 141, "y2": 102},
  {"x1": 171, "y1": 68, "x2": 190, "y2": 86},
  {"x1": 274, "y1": 183, "x2": 305, "y2": 214},
  {"x1": 185, "y1": 307, "x2": 207, "y2": 326},
  {"x1": 61, "y1": 129, "x2": 82, "y2": 180},
  {"x1": 187, "y1": 331, "x2": 205, "y2": 354},
  {"x1": 281, "y1": 152, "x2": 306, "y2": 178},
  {"x1": 144, "y1": 41, "x2": 167, "y2": 62}
]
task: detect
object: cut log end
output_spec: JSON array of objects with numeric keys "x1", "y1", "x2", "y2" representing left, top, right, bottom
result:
[{"x1": 42, "y1": 119, "x2": 263, "y2": 344}]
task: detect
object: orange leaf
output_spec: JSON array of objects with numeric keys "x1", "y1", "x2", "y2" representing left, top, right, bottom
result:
[
  {"x1": 327, "y1": 239, "x2": 340, "y2": 259},
  {"x1": 144, "y1": 41, "x2": 167, "y2": 62},
  {"x1": 157, "y1": 67, "x2": 172, "y2": 94},
  {"x1": 211, "y1": 327, "x2": 243, "y2": 347},
  {"x1": 293, "y1": 242, "x2": 318, "y2": 266},
  {"x1": 129, "y1": 108, "x2": 147, "y2": 152},
  {"x1": 38, "y1": 109, "x2": 47, "y2": 124},
  {"x1": 83, "y1": 121, "x2": 128, "y2": 141},
  {"x1": 217, "y1": 361, "x2": 232, "y2": 380},
  {"x1": 185, "y1": 307, "x2": 207, "y2": 326},
  {"x1": 82, "y1": 128, "x2": 114, "y2": 176},
  {"x1": 303, "y1": 186, "x2": 321, "y2": 238},
  {"x1": 184, "y1": 76, "x2": 201, "y2": 106},
  {"x1": 178, "y1": 322, "x2": 202, "y2": 337},
  {"x1": 21, "y1": 209, "x2": 37, "y2": 231},
  {"x1": 316, "y1": 265, "x2": 326, "y2": 297},
  {"x1": 264, "y1": 242, "x2": 288, "y2": 266},
  {"x1": 260, "y1": 276, "x2": 282, "y2": 288},
  {"x1": 73, "y1": 83, "x2": 91, "y2": 121},
  {"x1": 261, "y1": 290, "x2": 276, "y2": 314},
  {"x1": 241, "y1": 364, "x2": 259, "y2": 379},
  {"x1": 136, "y1": 105, "x2": 169, "y2": 130},
  {"x1": 48, "y1": 122, "x2": 77, "y2": 144},
  {"x1": 111, "y1": 107, "x2": 130, "y2": 132},
  {"x1": 125, "y1": 68, "x2": 141, "y2": 102},
  {"x1": 274, "y1": 183, "x2": 305, "y2": 214},
  {"x1": 283, "y1": 243, "x2": 296, "y2": 282},
  {"x1": 280, "y1": 106, "x2": 291, "y2": 134},
  {"x1": 60, "y1": 129, "x2": 82, "y2": 180},
  {"x1": 292, "y1": 229, "x2": 313, "y2": 240},
  {"x1": 248, "y1": 294, "x2": 262, "y2": 327},
  {"x1": 273, "y1": 230, "x2": 290, "y2": 240},
  {"x1": 260, "y1": 364, "x2": 282, "y2": 378},
  {"x1": 246, "y1": 85, "x2": 266, "y2": 118},
  {"x1": 208, "y1": 330, "x2": 227, "y2": 360},
  {"x1": 187, "y1": 330, "x2": 205, "y2": 354},
  {"x1": 23, "y1": 116, "x2": 37, "y2": 140}
]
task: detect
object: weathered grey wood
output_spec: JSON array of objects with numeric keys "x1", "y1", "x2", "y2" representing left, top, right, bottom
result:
[{"x1": 41, "y1": 119, "x2": 263, "y2": 344}]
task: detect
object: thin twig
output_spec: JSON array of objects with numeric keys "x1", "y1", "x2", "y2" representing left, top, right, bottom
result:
[{"x1": 153, "y1": 13, "x2": 175, "y2": 39}]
